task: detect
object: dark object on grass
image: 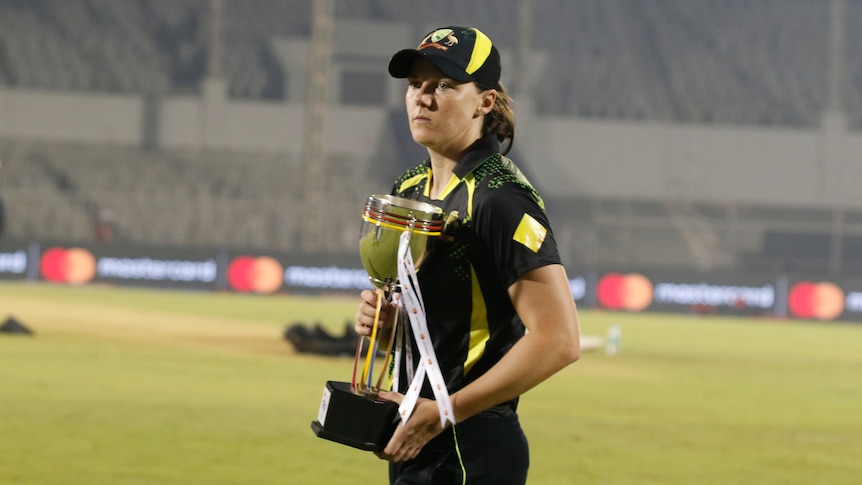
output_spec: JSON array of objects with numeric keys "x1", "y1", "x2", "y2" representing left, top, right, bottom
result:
[
  {"x1": 284, "y1": 322, "x2": 358, "y2": 356},
  {"x1": 0, "y1": 315, "x2": 34, "y2": 335}
]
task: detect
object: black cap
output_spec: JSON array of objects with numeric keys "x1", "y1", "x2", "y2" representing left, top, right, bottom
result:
[{"x1": 388, "y1": 26, "x2": 501, "y2": 88}]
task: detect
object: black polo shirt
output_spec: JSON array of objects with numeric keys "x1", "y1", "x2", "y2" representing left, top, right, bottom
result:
[{"x1": 390, "y1": 134, "x2": 561, "y2": 415}]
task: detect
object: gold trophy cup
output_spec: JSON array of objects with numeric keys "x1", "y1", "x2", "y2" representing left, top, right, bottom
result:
[{"x1": 311, "y1": 195, "x2": 444, "y2": 451}]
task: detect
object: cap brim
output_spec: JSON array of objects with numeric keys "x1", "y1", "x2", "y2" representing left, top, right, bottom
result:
[
  {"x1": 388, "y1": 49, "x2": 422, "y2": 78},
  {"x1": 388, "y1": 49, "x2": 474, "y2": 82}
]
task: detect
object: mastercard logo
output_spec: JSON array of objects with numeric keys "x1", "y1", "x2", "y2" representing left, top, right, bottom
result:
[
  {"x1": 40, "y1": 247, "x2": 96, "y2": 284},
  {"x1": 597, "y1": 273, "x2": 653, "y2": 311},
  {"x1": 227, "y1": 256, "x2": 284, "y2": 294},
  {"x1": 788, "y1": 281, "x2": 844, "y2": 321}
]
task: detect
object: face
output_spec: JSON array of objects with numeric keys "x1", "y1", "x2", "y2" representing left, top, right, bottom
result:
[{"x1": 405, "y1": 59, "x2": 496, "y2": 157}]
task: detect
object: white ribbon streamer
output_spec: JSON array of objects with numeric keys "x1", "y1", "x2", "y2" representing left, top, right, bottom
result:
[
  {"x1": 391, "y1": 292, "x2": 403, "y2": 390},
  {"x1": 390, "y1": 292, "x2": 415, "y2": 392},
  {"x1": 395, "y1": 230, "x2": 455, "y2": 428}
]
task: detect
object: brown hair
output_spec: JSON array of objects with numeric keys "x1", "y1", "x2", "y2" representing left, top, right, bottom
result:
[{"x1": 482, "y1": 82, "x2": 515, "y2": 155}]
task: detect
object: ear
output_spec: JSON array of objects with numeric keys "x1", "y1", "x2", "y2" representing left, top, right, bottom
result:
[{"x1": 476, "y1": 89, "x2": 497, "y2": 117}]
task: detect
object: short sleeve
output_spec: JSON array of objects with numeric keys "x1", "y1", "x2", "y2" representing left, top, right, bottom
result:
[{"x1": 471, "y1": 183, "x2": 561, "y2": 288}]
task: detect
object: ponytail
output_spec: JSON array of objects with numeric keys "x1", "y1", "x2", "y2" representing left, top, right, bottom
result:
[{"x1": 482, "y1": 82, "x2": 516, "y2": 155}]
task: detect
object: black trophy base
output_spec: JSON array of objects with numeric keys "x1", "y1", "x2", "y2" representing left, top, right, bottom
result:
[{"x1": 311, "y1": 380, "x2": 399, "y2": 452}]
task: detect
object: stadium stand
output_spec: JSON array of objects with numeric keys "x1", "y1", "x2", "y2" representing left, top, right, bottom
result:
[
  {"x1": 0, "y1": 137, "x2": 373, "y2": 253},
  {"x1": 1, "y1": 0, "x2": 861, "y2": 275},
  {"x1": 0, "y1": 0, "x2": 854, "y2": 125}
]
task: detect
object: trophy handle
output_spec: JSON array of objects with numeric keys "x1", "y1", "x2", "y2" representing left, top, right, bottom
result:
[
  {"x1": 351, "y1": 288, "x2": 399, "y2": 395},
  {"x1": 375, "y1": 302, "x2": 399, "y2": 390}
]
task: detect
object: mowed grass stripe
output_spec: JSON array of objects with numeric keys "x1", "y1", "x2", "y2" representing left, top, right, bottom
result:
[{"x1": 2, "y1": 282, "x2": 861, "y2": 484}]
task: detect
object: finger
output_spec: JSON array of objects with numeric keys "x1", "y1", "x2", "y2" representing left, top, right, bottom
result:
[
  {"x1": 377, "y1": 390, "x2": 404, "y2": 404},
  {"x1": 358, "y1": 303, "x2": 385, "y2": 324},
  {"x1": 355, "y1": 293, "x2": 382, "y2": 335},
  {"x1": 360, "y1": 289, "x2": 378, "y2": 305},
  {"x1": 391, "y1": 442, "x2": 419, "y2": 463},
  {"x1": 354, "y1": 322, "x2": 370, "y2": 336}
]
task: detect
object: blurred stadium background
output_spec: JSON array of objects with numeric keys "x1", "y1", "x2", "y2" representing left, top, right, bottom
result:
[
  {"x1": 2, "y1": 0, "x2": 862, "y2": 317},
  {"x1": 3, "y1": 5, "x2": 862, "y2": 483}
]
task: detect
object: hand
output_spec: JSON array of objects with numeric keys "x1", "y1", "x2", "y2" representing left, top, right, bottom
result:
[
  {"x1": 374, "y1": 390, "x2": 449, "y2": 462},
  {"x1": 354, "y1": 289, "x2": 397, "y2": 337}
]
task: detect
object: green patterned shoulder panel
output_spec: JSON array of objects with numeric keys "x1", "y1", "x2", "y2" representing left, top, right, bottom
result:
[{"x1": 472, "y1": 155, "x2": 546, "y2": 211}]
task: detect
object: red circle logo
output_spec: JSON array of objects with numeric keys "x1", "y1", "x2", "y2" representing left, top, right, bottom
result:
[
  {"x1": 40, "y1": 247, "x2": 96, "y2": 284},
  {"x1": 597, "y1": 273, "x2": 653, "y2": 311},
  {"x1": 788, "y1": 281, "x2": 844, "y2": 321},
  {"x1": 227, "y1": 256, "x2": 284, "y2": 294}
]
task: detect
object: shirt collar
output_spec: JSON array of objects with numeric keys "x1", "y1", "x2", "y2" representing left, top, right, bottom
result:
[{"x1": 452, "y1": 134, "x2": 501, "y2": 179}]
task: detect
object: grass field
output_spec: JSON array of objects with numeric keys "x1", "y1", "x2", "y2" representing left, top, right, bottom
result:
[{"x1": 2, "y1": 282, "x2": 861, "y2": 484}]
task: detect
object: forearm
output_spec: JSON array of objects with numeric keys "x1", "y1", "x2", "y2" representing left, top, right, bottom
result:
[
  {"x1": 451, "y1": 264, "x2": 581, "y2": 423},
  {"x1": 451, "y1": 327, "x2": 579, "y2": 423}
]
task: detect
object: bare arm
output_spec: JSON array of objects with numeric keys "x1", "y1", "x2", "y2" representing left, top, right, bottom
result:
[
  {"x1": 376, "y1": 263, "x2": 580, "y2": 461},
  {"x1": 449, "y1": 263, "x2": 581, "y2": 421}
]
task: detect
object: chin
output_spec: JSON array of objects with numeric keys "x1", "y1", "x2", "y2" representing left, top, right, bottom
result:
[{"x1": 410, "y1": 133, "x2": 434, "y2": 148}]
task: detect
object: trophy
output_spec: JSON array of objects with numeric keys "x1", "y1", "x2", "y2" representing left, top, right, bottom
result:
[{"x1": 311, "y1": 194, "x2": 445, "y2": 452}]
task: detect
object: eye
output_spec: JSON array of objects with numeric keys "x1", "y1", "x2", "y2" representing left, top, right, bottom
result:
[
  {"x1": 407, "y1": 80, "x2": 421, "y2": 89},
  {"x1": 437, "y1": 81, "x2": 451, "y2": 90}
]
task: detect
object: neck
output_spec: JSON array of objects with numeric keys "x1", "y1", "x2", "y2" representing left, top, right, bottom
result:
[
  {"x1": 427, "y1": 151, "x2": 458, "y2": 200},
  {"x1": 423, "y1": 130, "x2": 484, "y2": 199}
]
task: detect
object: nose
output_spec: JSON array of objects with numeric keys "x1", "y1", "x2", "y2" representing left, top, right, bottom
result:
[{"x1": 413, "y1": 81, "x2": 434, "y2": 107}]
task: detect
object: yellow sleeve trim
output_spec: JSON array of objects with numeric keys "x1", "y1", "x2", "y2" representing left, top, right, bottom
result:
[{"x1": 513, "y1": 213, "x2": 547, "y2": 253}]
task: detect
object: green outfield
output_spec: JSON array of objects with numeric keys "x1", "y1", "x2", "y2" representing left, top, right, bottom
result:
[{"x1": 1, "y1": 282, "x2": 860, "y2": 485}]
